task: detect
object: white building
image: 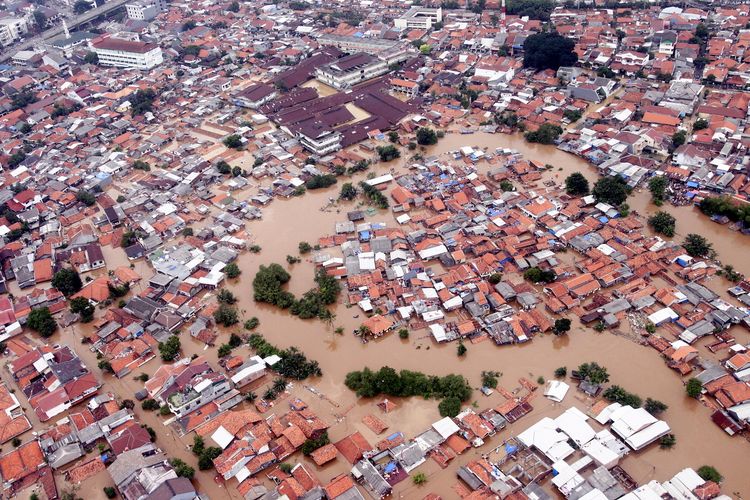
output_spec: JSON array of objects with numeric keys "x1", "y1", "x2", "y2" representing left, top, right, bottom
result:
[
  {"x1": 394, "y1": 6, "x2": 442, "y2": 29},
  {"x1": 0, "y1": 18, "x2": 29, "y2": 46},
  {"x1": 125, "y1": 0, "x2": 167, "y2": 21},
  {"x1": 91, "y1": 37, "x2": 163, "y2": 69},
  {"x1": 315, "y1": 52, "x2": 393, "y2": 90}
]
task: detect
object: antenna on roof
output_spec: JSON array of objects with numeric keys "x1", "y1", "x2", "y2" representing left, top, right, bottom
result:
[{"x1": 63, "y1": 19, "x2": 70, "y2": 39}]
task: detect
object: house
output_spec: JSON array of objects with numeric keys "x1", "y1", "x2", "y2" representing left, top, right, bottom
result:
[{"x1": 146, "y1": 357, "x2": 239, "y2": 418}]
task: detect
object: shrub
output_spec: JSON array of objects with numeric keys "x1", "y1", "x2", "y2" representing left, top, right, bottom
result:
[
  {"x1": 412, "y1": 472, "x2": 428, "y2": 485},
  {"x1": 644, "y1": 398, "x2": 668, "y2": 415},
  {"x1": 103, "y1": 487, "x2": 117, "y2": 499},
  {"x1": 697, "y1": 466, "x2": 722, "y2": 483},
  {"x1": 554, "y1": 366, "x2": 567, "y2": 378},
  {"x1": 398, "y1": 328, "x2": 409, "y2": 339},
  {"x1": 298, "y1": 242, "x2": 312, "y2": 254},
  {"x1": 244, "y1": 317, "x2": 259, "y2": 330},
  {"x1": 659, "y1": 434, "x2": 676, "y2": 449}
]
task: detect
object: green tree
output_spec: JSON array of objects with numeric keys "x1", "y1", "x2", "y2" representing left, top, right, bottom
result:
[
  {"x1": 169, "y1": 458, "x2": 195, "y2": 479},
  {"x1": 224, "y1": 262, "x2": 241, "y2": 279},
  {"x1": 577, "y1": 362, "x2": 609, "y2": 385},
  {"x1": 228, "y1": 1, "x2": 240, "y2": 12},
  {"x1": 301, "y1": 431, "x2": 330, "y2": 455},
  {"x1": 523, "y1": 31, "x2": 577, "y2": 70},
  {"x1": 648, "y1": 211, "x2": 676, "y2": 237},
  {"x1": 686, "y1": 377, "x2": 702, "y2": 398},
  {"x1": 672, "y1": 130, "x2": 687, "y2": 149},
  {"x1": 603, "y1": 385, "x2": 642, "y2": 407},
  {"x1": 98, "y1": 360, "x2": 113, "y2": 373},
  {"x1": 481, "y1": 370, "x2": 499, "y2": 388},
  {"x1": 76, "y1": 190, "x2": 96, "y2": 206},
  {"x1": 192, "y1": 435, "x2": 205, "y2": 455},
  {"x1": 387, "y1": 131, "x2": 399, "y2": 143},
  {"x1": 27, "y1": 307, "x2": 57, "y2": 337},
  {"x1": 223, "y1": 134, "x2": 243, "y2": 149},
  {"x1": 53, "y1": 268, "x2": 83, "y2": 296},
  {"x1": 158, "y1": 335, "x2": 181, "y2": 361},
  {"x1": 554, "y1": 366, "x2": 567, "y2": 378},
  {"x1": 84, "y1": 51, "x2": 99, "y2": 64},
  {"x1": 565, "y1": 172, "x2": 589, "y2": 196},
  {"x1": 130, "y1": 88, "x2": 157, "y2": 116},
  {"x1": 523, "y1": 267, "x2": 555, "y2": 283},
  {"x1": 213, "y1": 304, "x2": 239, "y2": 327},
  {"x1": 217, "y1": 289, "x2": 237, "y2": 304},
  {"x1": 216, "y1": 160, "x2": 231, "y2": 174},
  {"x1": 298, "y1": 241, "x2": 312, "y2": 254},
  {"x1": 376, "y1": 145, "x2": 400, "y2": 162},
  {"x1": 553, "y1": 318, "x2": 571, "y2": 335},
  {"x1": 438, "y1": 396, "x2": 462, "y2": 417},
  {"x1": 416, "y1": 127, "x2": 438, "y2": 145},
  {"x1": 217, "y1": 344, "x2": 232, "y2": 357},
  {"x1": 141, "y1": 399, "x2": 160, "y2": 411},
  {"x1": 648, "y1": 176, "x2": 668, "y2": 204},
  {"x1": 70, "y1": 297, "x2": 95, "y2": 322},
  {"x1": 457, "y1": 341, "x2": 467, "y2": 356},
  {"x1": 103, "y1": 487, "x2": 117, "y2": 499},
  {"x1": 198, "y1": 447, "x2": 222, "y2": 470},
  {"x1": 525, "y1": 123, "x2": 563, "y2": 144},
  {"x1": 132, "y1": 160, "x2": 150, "y2": 171},
  {"x1": 693, "y1": 118, "x2": 709, "y2": 131},
  {"x1": 592, "y1": 176, "x2": 628, "y2": 206},
  {"x1": 683, "y1": 234, "x2": 713, "y2": 258}
]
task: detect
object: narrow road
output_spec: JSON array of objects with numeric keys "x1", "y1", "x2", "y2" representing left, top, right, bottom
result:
[{"x1": 0, "y1": 0, "x2": 131, "y2": 64}]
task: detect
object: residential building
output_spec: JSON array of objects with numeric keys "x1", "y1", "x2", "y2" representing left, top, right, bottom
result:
[
  {"x1": 0, "y1": 18, "x2": 28, "y2": 47},
  {"x1": 393, "y1": 6, "x2": 442, "y2": 29},
  {"x1": 125, "y1": 0, "x2": 167, "y2": 21}
]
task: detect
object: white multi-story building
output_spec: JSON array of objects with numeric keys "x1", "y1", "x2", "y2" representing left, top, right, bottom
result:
[
  {"x1": 125, "y1": 0, "x2": 167, "y2": 21},
  {"x1": 394, "y1": 6, "x2": 442, "y2": 29},
  {"x1": 91, "y1": 37, "x2": 163, "y2": 69},
  {"x1": 0, "y1": 18, "x2": 29, "y2": 46},
  {"x1": 315, "y1": 49, "x2": 410, "y2": 90}
]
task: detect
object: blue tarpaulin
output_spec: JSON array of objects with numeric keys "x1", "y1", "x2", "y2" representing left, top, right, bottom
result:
[
  {"x1": 384, "y1": 462, "x2": 397, "y2": 473},
  {"x1": 598, "y1": 216, "x2": 609, "y2": 223},
  {"x1": 686, "y1": 181, "x2": 699, "y2": 188}
]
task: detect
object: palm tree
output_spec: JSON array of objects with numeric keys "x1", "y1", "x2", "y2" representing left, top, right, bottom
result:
[{"x1": 273, "y1": 377, "x2": 287, "y2": 392}]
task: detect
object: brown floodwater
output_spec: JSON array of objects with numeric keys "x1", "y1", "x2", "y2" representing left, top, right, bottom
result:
[{"x1": 11, "y1": 132, "x2": 750, "y2": 499}]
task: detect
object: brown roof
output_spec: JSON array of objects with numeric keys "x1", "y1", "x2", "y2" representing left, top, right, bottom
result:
[{"x1": 93, "y1": 37, "x2": 157, "y2": 53}]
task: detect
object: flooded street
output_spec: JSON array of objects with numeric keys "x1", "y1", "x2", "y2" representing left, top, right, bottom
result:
[
  {"x1": 207, "y1": 133, "x2": 750, "y2": 497},
  {"x1": 16, "y1": 131, "x2": 750, "y2": 499}
]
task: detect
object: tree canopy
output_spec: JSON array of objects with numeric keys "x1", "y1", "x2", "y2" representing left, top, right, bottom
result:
[
  {"x1": 648, "y1": 211, "x2": 676, "y2": 237},
  {"x1": 523, "y1": 32, "x2": 577, "y2": 71},
  {"x1": 27, "y1": 307, "x2": 57, "y2": 337},
  {"x1": 565, "y1": 172, "x2": 589, "y2": 196},
  {"x1": 52, "y1": 268, "x2": 82, "y2": 296},
  {"x1": 682, "y1": 233, "x2": 713, "y2": 258},
  {"x1": 592, "y1": 176, "x2": 629, "y2": 206},
  {"x1": 416, "y1": 127, "x2": 438, "y2": 146},
  {"x1": 524, "y1": 123, "x2": 563, "y2": 144}
]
